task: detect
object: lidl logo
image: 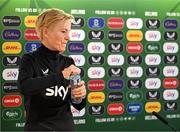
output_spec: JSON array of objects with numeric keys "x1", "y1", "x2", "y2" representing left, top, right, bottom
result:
[
  {"x1": 24, "y1": 16, "x2": 37, "y2": 27},
  {"x1": 164, "y1": 31, "x2": 178, "y2": 41},
  {"x1": 108, "y1": 92, "x2": 123, "y2": 102},
  {"x1": 126, "y1": 30, "x2": 143, "y2": 41},
  {"x1": 88, "y1": 92, "x2": 105, "y2": 103},
  {"x1": 3, "y1": 82, "x2": 19, "y2": 93},
  {"x1": 145, "y1": 78, "x2": 161, "y2": 89},
  {"x1": 3, "y1": 16, "x2": 21, "y2": 26},
  {"x1": 69, "y1": 29, "x2": 85, "y2": 41},
  {"x1": 25, "y1": 29, "x2": 39, "y2": 40},
  {"x1": 126, "y1": 42, "x2": 143, "y2": 53},
  {"x1": 163, "y1": 66, "x2": 178, "y2": 77},
  {"x1": 126, "y1": 18, "x2": 143, "y2": 29},
  {"x1": 2, "y1": 42, "x2": 22, "y2": 54},
  {"x1": 72, "y1": 17, "x2": 84, "y2": 28},
  {"x1": 88, "y1": 105, "x2": 104, "y2": 115},
  {"x1": 128, "y1": 55, "x2": 142, "y2": 65},
  {"x1": 87, "y1": 42, "x2": 105, "y2": 53},
  {"x1": 2, "y1": 29, "x2": 21, "y2": 40},
  {"x1": 107, "y1": 103, "x2": 124, "y2": 115},
  {"x1": 146, "y1": 43, "x2": 160, "y2": 52},
  {"x1": 107, "y1": 17, "x2": 124, "y2": 28},
  {"x1": 88, "y1": 80, "x2": 105, "y2": 91},
  {"x1": 107, "y1": 55, "x2": 124, "y2": 66},
  {"x1": 164, "y1": 102, "x2": 177, "y2": 111},
  {"x1": 88, "y1": 17, "x2": 104, "y2": 29},
  {"x1": 88, "y1": 30, "x2": 104, "y2": 40},
  {"x1": 89, "y1": 55, "x2": 104, "y2": 65},
  {"x1": 108, "y1": 43, "x2": 123, "y2": 53},
  {"x1": 164, "y1": 55, "x2": 177, "y2": 64},
  {"x1": 126, "y1": 66, "x2": 143, "y2": 78},
  {"x1": 108, "y1": 67, "x2": 123, "y2": 77},
  {"x1": 68, "y1": 42, "x2": 84, "y2": 53},
  {"x1": 164, "y1": 19, "x2": 178, "y2": 29},
  {"x1": 25, "y1": 42, "x2": 41, "y2": 53},
  {"x1": 3, "y1": 56, "x2": 21, "y2": 66},
  {"x1": 88, "y1": 67, "x2": 105, "y2": 78},
  {"x1": 108, "y1": 80, "x2": 123, "y2": 90},
  {"x1": 146, "y1": 90, "x2": 160, "y2": 100},
  {"x1": 71, "y1": 106, "x2": 85, "y2": 117},
  {"x1": 163, "y1": 78, "x2": 178, "y2": 88},
  {"x1": 145, "y1": 54, "x2": 161, "y2": 65},
  {"x1": 146, "y1": 67, "x2": 160, "y2": 77},
  {"x1": 145, "y1": 102, "x2": 161, "y2": 113},
  {"x1": 163, "y1": 42, "x2": 178, "y2": 53},
  {"x1": 163, "y1": 90, "x2": 179, "y2": 100},
  {"x1": 2, "y1": 68, "x2": 19, "y2": 81},
  {"x1": 127, "y1": 103, "x2": 142, "y2": 114},
  {"x1": 146, "y1": 19, "x2": 160, "y2": 29},
  {"x1": 127, "y1": 91, "x2": 142, "y2": 102},
  {"x1": 2, "y1": 95, "x2": 22, "y2": 107},
  {"x1": 2, "y1": 108, "x2": 22, "y2": 120},
  {"x1": 69, "y1": 55, "x2": 85, "y2": 66},
  {"x1": 145, "y1": 31, "x2": 161, "y2": 41},
  {"x1": 127, "y1": 79, "x2": 142, "y2": 89},
  {"x1": 108, "y1": 31, "x2": 123, "y2": 40}
]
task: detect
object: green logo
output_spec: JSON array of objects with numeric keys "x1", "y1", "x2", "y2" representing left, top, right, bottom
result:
[
  {"x1": 146, "y1": 43, "x2": 160, "y2": 52},
  {"x1": 2, "y1": 108, "x2": 22, "y2": 120},
  {"x1": 127, "y1": 91, "x2": 142, "y2": 101}
]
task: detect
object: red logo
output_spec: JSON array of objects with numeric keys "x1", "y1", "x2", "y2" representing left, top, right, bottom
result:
[
  {"x1": 126, "y1": 42, "x2": 143, "y2": 53},
  {"x1": 107, "y1": 103, "x2": 124, "y2": 115},
  {"x1": 163, "y1": 78, "x2": 178, "y2": 88},
  {"x1": 2, "y1": 95, "x2": 22, "y2": 107},
  {"x1": 88, "y1": 80, "x2": 105, "y2": 90},
  {"x1": 25, "y1": 29, "x2": 39, "y2": 40},
  {"x1": 107, "y1": 18, "x2": 124, "y2": 28}
]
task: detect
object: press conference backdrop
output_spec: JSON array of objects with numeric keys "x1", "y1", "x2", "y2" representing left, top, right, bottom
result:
[{"x1": 1, "y1": 0, "x2": 180, "y2": 131}]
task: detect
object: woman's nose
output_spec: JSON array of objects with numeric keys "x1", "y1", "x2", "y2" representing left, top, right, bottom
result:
[{"x1": 65, "y1": 33, "x2": 70, "y2": 40}]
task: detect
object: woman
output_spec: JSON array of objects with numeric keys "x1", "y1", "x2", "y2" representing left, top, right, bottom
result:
[{"x1": 18, "y1": 8, "x2": 86, "y2": 131}]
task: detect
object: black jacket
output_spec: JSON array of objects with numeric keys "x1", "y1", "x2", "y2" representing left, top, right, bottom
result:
[{"x1": 18, "y1": 45, "x2": 86, "y2": 131}]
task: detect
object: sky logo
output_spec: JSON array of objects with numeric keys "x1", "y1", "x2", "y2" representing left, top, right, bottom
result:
[
  {"x1": 145, "y1": 78, "x2": 161, "y2": 89},
  {"x1": 88, "y1": 67, "x2": 105, "y2": 78},
  {"x1": 145, "y1": 31, "x2": 161, "y2": 41},
  {"x1": 69, "y1": 29, "x2": 85, "y2": 41},
  {"x1": 68, "y1": 43, "x2": 84, "y2": 53},
  {"x1": 127, "y1": 103, "x2": 142, "y2": 114},
  {"x1": 126, "y1": 66, "x2": 143, "y2": 77},
  {"x1": 163, "y1": 66, "x2": 178, "y2": 77},
  {"x1": 3, "y1": 29, "x2": 21, "y2": 40},
  {"x1": 145, "y1": 54, "x2": 161, "y2": 65},
  {"x1": 69, "y1": 55, "x2": 85, "y2": 66},
  {"x1": 146, "y1": 19, "x2": 160, "y2": 29},
  {"x1": 163, "y1": 42, "x2": 178, "y2": 53},
  {"x1": 87, "y1": 42, "x2": 105, "y2": 53},
  {"x1": 3, "y1": 16, "x2": 21, "y2": 26},
  {"x1": 25, "y1": 42, "x2": 41, "y2": 53},
  {"x1": 126, "y1": 18, "x2": 143, "y2": 29},
  {"x1": 2, "y1": 68, "x2": 19, "y2": 81},
  {"x1": 88, "y1": 17, "x2": 104, "y2": 29},
  {"x1": 107, "y1": 55, "x2": 124, "y2": 66},
  {"x1": 163, "y1": 90, "x2": 179, "y2": 100},
  {"x1": 164, "y1": 19, "x2": 178, "y2": 29},
  {"x1": 108, "y1": 80, "x2": 123, "y2": 90}
]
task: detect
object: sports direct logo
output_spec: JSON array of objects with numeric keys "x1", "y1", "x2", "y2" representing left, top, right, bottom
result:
[
  {"x1": 87, "y1": 42, "x2": 105, "y2": 53},
  {"x1": 107, "y1": 103, "x2": 124, "y2": 115},
  {"x1": 69, "y1": 55, "x2": 85, "y2": 66},
  {"x1": 163, "y1": 90, "x2": 179, "y2": 100},
  {"x1": 69, "y1": 29, "x2": 85, "y2": 41},
  {"x1": 2, "y1": 42, "x2": 22, "y2": 54},
  {"x1": 163, "y1": 78, "x2": 178, "y2": 88},
  {"x1": 126, "y1": 18, "x2": 143, "y2": 29},
  {"x1": 145, "y1": 54, "x2": 161, "y2": 65},
  {"x1": 145, "y1": 31, "x2": 161, "y2": 41},
  {"x1": 2, "y1": 95, "x2": 22, "y2": 107},
  {"x1": 88, "y1": 80, "x2": 105, "y2": 90},
  {"x1": 107, "y1": 17, "x2": 124, "y2": 28},
  {"x1": 126, "y1": 30, "x2": 143, "y2": 41},
  {"x1": 126, "y1": 42, "x2": 143, "y2": 53},
  {"x1": 88, "y1": 92, "x2": 105, "y2": 103},
  {"x1": 24, "y1": 16, "x2": 37, "y2": 27},
  {"x1": 2, "y1": 68, "x2": 19, "y2": 81},
  {"x1": 145, "y1": 102, "x2": 161, "y2": 113},
  {"x1": 145, "y1": 78, "x2": 161, "y2": 89},
  {"x1": 25, "y1": 29, "x2": 39, "y2": 40},
  {"x1": 88, "y1": 67, "x2": 105, "y2": 78},
  {"x1": 163, "y1": 66, "x2": 178, "y2": 77},
  {"x1": 107, "y1": 55, "x2": 124, "y2": 66},
  {"x1": 126, "y1": 66, "x2": 143, "y2": 78},
  {"x1": 163, "y1": 42, "x2": 178, "y2": 53}
]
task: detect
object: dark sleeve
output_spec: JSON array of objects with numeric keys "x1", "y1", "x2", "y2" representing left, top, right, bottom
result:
[{"x1": 18, "y1": 54, "x2": 69, "y2": 96}]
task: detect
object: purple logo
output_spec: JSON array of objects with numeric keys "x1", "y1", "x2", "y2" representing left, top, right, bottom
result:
[
  {"x1": 127, "y1": 103, "x2": 142, "y2": 114},
  {"x1": 3, "y1": 29, "x2": 21, "y2": 40},
  {"x1": 88, "y1": 17, "x2": 105, "y2": 29},
  {"x1": 164, "y1": 20, "x2": 178, "y2": 29},
  {"x1": 108, "y1": 80, "x2": 123, "y2": 90},
  {"x1": 68, "y1": 43, "x2": 84, "y2": 53}
]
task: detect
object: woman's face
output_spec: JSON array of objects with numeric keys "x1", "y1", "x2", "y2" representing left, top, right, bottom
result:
[{"x1": 43, "y1": 19, "x2": 71, "y2": 53}]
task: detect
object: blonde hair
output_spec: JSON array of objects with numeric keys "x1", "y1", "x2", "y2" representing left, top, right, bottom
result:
[{"x1": 35, "y1": 8, "x2": 73, "y2": 40}]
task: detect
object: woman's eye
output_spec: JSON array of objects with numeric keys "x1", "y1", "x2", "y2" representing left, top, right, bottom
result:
[{"x1": 61, "y1": 31, "x2": 66, "y2": 33}]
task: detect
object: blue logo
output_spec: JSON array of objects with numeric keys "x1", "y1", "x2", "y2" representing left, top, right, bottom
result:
[
  {"x1": 108, "y1": 80, "x2": 123, "y2": 90},
  {"x1": 2, "y1": 29, "x2": 21, "y2": 40},
  {"x1": 25, "y1": 42, "x2": 41, "y2": 53},
  {"x1": 127, "y1": 103, "x2": 142, "y2": 114},
  {"x1": 88, "y1": 17, "x2": 104, "y2": 29},
  {"x1": 68, "y1": 43, "x2": 84, "y2": 53},
  {"x1": 164, "y1": 20, "x2": 178, "y2": 29}
]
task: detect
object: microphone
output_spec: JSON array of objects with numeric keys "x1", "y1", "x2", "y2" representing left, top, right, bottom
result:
[{"x1": 152, "y1": 111, "x2": 177, "y2": 132}]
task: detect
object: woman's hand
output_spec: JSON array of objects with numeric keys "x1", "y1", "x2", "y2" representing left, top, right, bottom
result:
[
  {"x1": 62, "y1": 64, "x2": 81, "y2": 79},
  {"x1": 71, "y1": 80, "x2": 86, "y2": 98}
]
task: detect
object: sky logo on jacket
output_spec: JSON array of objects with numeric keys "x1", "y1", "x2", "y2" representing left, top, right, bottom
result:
[
  {"x1": 3, "y1": 56, "x2": 21, "y2": 66},
  {"x1": 88, "y1": 17, "x2": 104, "y2": 29},
  {"x1": 3, "y1": 16, "x2": 21, "y2": 26},
  {"x1": 146, "y1": 19, "x2": 160, "y2": 29},
  {"x1": 25, "y1": 42, "x2": 41, "y2": 53},
  {"x1": 87, "y1": 42, "x2": 105, "y2": 53},
  {"x1": 2, "y1": 29, "x2": 21, "y2": 40},
  {"x1": 163, "y1": 42, "x2": 178, "y2": 53},
  {"x1": 72, "y1": 17, "x2": 84, "y2": 28},
  {"x1": 68, "y1": 42, "x2": 84, "y2": 53},
  {"x1": 2, "y1": 68, "x2": 19, "y2": 81},
  {"x1": 69, "y1": 29, "x2": 85, "y2": 41},
  {"x1": 164, "y1": 19, "x2": 178, "y2": 29}
]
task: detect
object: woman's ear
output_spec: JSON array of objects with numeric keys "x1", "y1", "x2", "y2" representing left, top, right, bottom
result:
[{"x1": 43, "y1": 27, "x2": 48, "y2": 40}]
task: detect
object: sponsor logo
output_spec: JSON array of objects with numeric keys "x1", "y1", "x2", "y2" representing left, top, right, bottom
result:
[
  {"x1": 2, "y1": 42, "x2": 22, "y2": 54},
  {"x1": 69, "y1": 29, "x2": 85, "y2": 41},
  {"x1": 107, "y1": 103, "x2": 124, "y2": 115},
  {"x1": 127, "y1": 79, "x2": 142, "y2": 89},
  {"x1": 41, "y1": 68, "x2": 49, "y2": 76},
  {"x1": 146, "y1": 19, "x2": 160, "y2": 29},
  {"x1": 126, "y1": 18, "x2": 143, "y2": 29},
  {"x1": 71, "y1": 106, "x2": 85, "y2": 117},
  {"x1": 163, "y1": 66, "x2": 178, "y2": 77},
  {"x1": 107, "y1": 55, "x2": 124, "y2": 66},
  {"x1": 87, "y1": 42, "x2": 105, "y2": 53},
  {"x1": 108, "y1": 80, "x2": 123, "y2": 90},
  {"x1": 68, "y1": 42, "x2": 84, "y2": 53},
  {"x1": 164, "y1": 55, "x2": 177, "y2": 64},
  {"x1": 127, "y1": 103, "x2": 142, "y2": 114},
  {"x1": 108, "y1": 43, "x2": 123, "y2": 53},
  {"x1": 3, "y1": 56, "x2": 21, "y2": 66},
  {"x1": 88, "y1": 80, "x2": 105, "y2": 91},
  {"x1": 25, "y1": 42, "x2": 41, "y2": 53},
  {"x1": 126, "y1": 42, "x2": 143, "y2": 53},
  {"x1": 145, "y1": 102, "x2": 161, "y2": 113},
  {"x1": 108, "y1": 31, "x2": 123, "y2": 40},
  {"x1": 126, "y1": 30, "x2": 143, "y2": 41},
  {"x1": 88, "y1": 67, "x2": 105, "y2": 78},
  {"x1": 72, "y1": 17, "x2": 84, "y2": 28},
  {"x1": 163, "y1": 42, "x2": 178, "y2": 53},
  {"x1": 2, "y1": 68, "x2": 19, "y2": 81},
  {"x1": 25, "y1": 29, "x2": 39, "y2": 40},
  {"x1": 88, "y1": 105, "x2": 104, "y2": 115},
  {"x1": 69, "y1": 55, "x2": 85, "y2": 66},
  {"x1": 164, "y1": 20, "x2": 178, "y2": 29},
  {"x1": 2, "y1": 29, "x2": 21, "y2": 40},
  {"x1": 146, "y1": 43, "x2": 160, "y2": 52},
  {"x1": 145, "y1": 54, "x2": 161, "y2": 65},
  {"x1": 163, "y1": 78, "x2": 178, "y2": 88},
  {"x1": 145, "y1": 31, "x2": 161, "y2": 41},
  {"x1": 88, "y1": 92, "x2": 105, "y2": 103},
  {"x1": 89, "y1": 55, "x2": 104, "y2": 65},
  {"x1": 108, "y1": 92, "x2": 123, "y2": 102},
  {"x1": 146, "y1": 67, "x2": 160, "y2": 77},
  {"x1": 128, "y1": 55, "x2": 142, "y2": 65},
  {"x1": 2, "y1": 108, "x2": 22, "y2": 120},
  {"x1": 24, "y1": 16, "x2": 37, "y2": 27},
  {"x1": 126, "y1": 66, "x2": 143, "y2": 78},
  {"x1": 164, "y1": 31, "x2": 178, "y2": 41},
  {"x1": 107, "y1": 17, "x2": 124, "y2": 28},
  {"x1": 145, "y1": 78, "x2": 161, "y2": 89},
  {"x1": 3, "y1": 16, "x2": 21, "y2": 26},
  {"x1": 3, "y1": 83, "x2": 19, "y2": 93},
  {"x1": 2, "y1": 95, "x2": 22, "y2": 107},
  {"x1": 88, "y1": 30, "x2": 104, "y2": 40},
  {"x1": 88, "y1": 17, "x2": 104, "y2": 28},
  {"x1": 164, "y1": 102, "x2": 177, "y2": 111},
  {"x1": 127, "y1": 91, "x2": 142, "y2": 101},
  {"x1": 108, "y1": 67, "x2": 123, "y2": 77},
  {"x1": 163, "y1": 90, "x2": 179, "y2": 100},
  {"x1": 146, "y1": 90, "x2": 160, "y2": 100}
]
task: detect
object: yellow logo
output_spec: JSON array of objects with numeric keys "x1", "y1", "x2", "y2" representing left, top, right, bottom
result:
[
  {"x1": 126, "y1": 30, "x2": 143, "y2": 41},
  {"x1": 145, "y1": 102, "x2": 161, "y2": 113},
  {"x1": 88, "y1": 92, "x2": 105, "y2": 103},
  {"x1": 2, "y1": 42, "x2": 22, "y2": 54},
  {"x1": 24, "y1": 16, "x2": 37, "y2": 27}
]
